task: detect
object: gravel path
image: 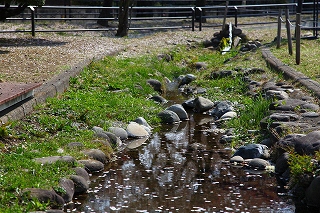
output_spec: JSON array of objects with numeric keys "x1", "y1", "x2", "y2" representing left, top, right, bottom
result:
[{"x1": 0, "y1": 25, "x2": 216, "y2": 83}]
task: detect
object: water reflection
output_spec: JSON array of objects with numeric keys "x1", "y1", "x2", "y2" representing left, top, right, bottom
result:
[{"x1": 71, "y1": 112, "x2": 295, "y2": 213}]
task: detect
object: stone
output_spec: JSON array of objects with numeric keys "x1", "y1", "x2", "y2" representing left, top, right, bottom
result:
[
  {"x1": 277, "y1": 131, "x2": 320, "y2": 155},
  {"x1": 230, "y1": 155, "x2": 244, "y2": 164},
  {"x1": 108, "y1": 127, "x2": 128, "y2": 140},
  {"x1": 147, "y1": 79, "x2": 162, "y2": 94},
  {"x1": 262, "y1": 81, "x2": 278, "y2": 92},
  {"x1": 157, "y1": 53, "x2": 172, "y2": 62},
  {"x1": 248, "y1": 158, "x2": 271, "y2": 170},
  {"x1": 133, "y1": 117, "x2": 152, "y2": 130},
  {"x1": 220, "y1": 111, "x2": 237, "y2": 120},
  {"x1": 302, "y1": 103, "x2": 319, "y2": 111},
  {"x1": 166, "y1": 104, "x2": 189, "y2": 120},
  {"x1": 23, "y1": 188, "x2": 65, "y2": 208},
  {"x1": 275, "y1": 152, "x2": 289, "y2": 175},
  {"x1": 33, "y1": 156, "x2": 75, "y2": 165},
  {"x1": 92, "y1": 126, "x2": 104, "y2": 134},
  {"x1": 195, "y1": 62, "x2": 207, "y2": 70},
  {"x1": 232, "y1": 144, "x2": 270, "y2": 159},
  {"x1": 78, "y1": 159, "x2": 104, "y2": 173},
  {"x1": 74, "y1": 167, "x2": 90, "y2": 183},
  {"x1": 210, "y1": 101, "x2": 234, "y2": 119},
  {"x1": 265, "y1": 90, "x2": 289, "y2": 100},
  {"x1": 269, "y1": 98, "x2": 309, "y2": 111},
  {"x1": 269, "y1": 112, "x2": 300, "y2": 122},
  {"x1": 104, "y1": 131, "x2": 122, "y2": 147},
  {"x1": 126, "y1": 122, "x2": 150, "y2": 138},
  {"x1": 219, "y1": 135, "x2": 235, "y2": 143},
  {"x1": 179, "y1": 74, "x2": 196, "y2": 86},
  {"x1": 301, "y1": 112, "x2": 320, "y2": 117},
  {"x1": 69, "y1": 175, "x2": 89, "y2": 194},
  {"x1": 294, "y1": 131, "x2": 320, "y2": 155},
  {"x1": 305, "y1": 176, "x2": 320, "y2": 207},
  {"x1": 182, "y1": 98, "x2": 195, "y2": 109},
  {"x1": 56, "y1": 178, "x2": 74, "y2": 203},
  {"x1": 158, "y1": 110, "x2": 180, "y2": 123},
  {"x1": 83, "y1": 149, "x2": 107, "y2": 164},
  {"x1": 149, "y1": 95, "x2": 167, "y2": 104},
  {"x1": 193, "y1": 96, "x2": 214, "y2": 113}
]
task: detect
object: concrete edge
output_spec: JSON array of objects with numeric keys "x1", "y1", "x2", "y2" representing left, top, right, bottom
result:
[
  {"x1": 261, "y1": 47, "x2": 320, "y2": 99},
  {"x1": 0, "y1": 49, "x2": 123, "y2": 124}
]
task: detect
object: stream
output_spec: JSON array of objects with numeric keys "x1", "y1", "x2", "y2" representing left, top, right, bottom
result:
[
  {"x1": 67, "y1": 91, "x2": 296, "y2": 212},
  {"x1": 68, "y1": 117, "x2": 295, "y2": 212}
]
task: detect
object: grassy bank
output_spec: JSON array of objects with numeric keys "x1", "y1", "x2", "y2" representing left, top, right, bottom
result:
[{"x1": 0, "y1": 37, "x2": 279, "y2": 212}]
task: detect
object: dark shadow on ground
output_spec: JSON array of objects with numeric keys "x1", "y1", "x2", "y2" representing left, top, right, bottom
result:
[
  {"x1": 0, "y1": 38, "x2": 68, "y2": 47},
  {"x1": 0, "y1": 50, "x2": 9, "y2": 54}
]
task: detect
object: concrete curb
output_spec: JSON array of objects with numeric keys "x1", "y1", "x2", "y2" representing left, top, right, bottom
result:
[
  {"x1": 261, "y1": 47, "x2": 320, "y2": 99},
  {"x1": 0, "y1": 49, "x2": 122, "y2": 124}
]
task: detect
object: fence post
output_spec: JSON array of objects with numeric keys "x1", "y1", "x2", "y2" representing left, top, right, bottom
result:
[
  {"x1": 296, "y1": 13, "x2": 301, "y2": 65},
  {"x1": 277, "y1": 9, "x2": 282, "y2": 49},
  {"x1": 198, "y1": 7, "x2": 202, "y2": 31},
  {"x1": 234, "y1": 6, "x2": 238, "y2": 27},
  {"x1": 285, "y1": 8, "x2": 292, "y2": 55},
  {"x1": 29, "y1": 6, "x2": 35, "y2": 37},
  {"x1": 192, "y1": 7, "x2": 195, "y2": 31}
]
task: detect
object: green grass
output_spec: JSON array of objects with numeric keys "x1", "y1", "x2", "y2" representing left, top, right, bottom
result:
[
  {"x1": 270, "y1": 34, "x2": 320, "y2": 81},
  {"x1": 0, "y1": 40, "x2": 279, "y2": 212}
]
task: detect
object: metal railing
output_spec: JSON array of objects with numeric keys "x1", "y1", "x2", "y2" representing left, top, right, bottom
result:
[{"x1": 0, "y1": 2, "x2": 318, "y2": 36}]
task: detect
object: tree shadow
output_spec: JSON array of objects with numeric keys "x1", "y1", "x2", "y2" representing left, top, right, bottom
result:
[{"x1": 0, "y1": 38, "x2": 68, "y2": 47}]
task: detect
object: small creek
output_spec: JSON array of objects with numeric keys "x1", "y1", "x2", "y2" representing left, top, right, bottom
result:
[{"x1": 68, "y1": 91, "x2": 295, "y2": 213}]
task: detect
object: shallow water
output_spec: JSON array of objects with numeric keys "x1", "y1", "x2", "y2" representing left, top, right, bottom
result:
[{"x1": 68, "y1": 109, "x2": 295, "y2": 213}]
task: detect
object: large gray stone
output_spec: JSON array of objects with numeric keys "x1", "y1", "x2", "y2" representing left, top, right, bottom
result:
[
  {"x1": 158, "y1": 110, "x2": 180, "y2": 123},
  {"x1": 220, "y1": 111, "x2": 237, "y2": 120},
  {"x1": 270, "y1": 98, "x2": 318, "y2": 111},
  {"x1": 210, "y1": 101, "x2": 234, "y2": 119},
  {"x1": 133, "y1": 117, "x2": 152, "y2": 130},
  {"x1": 275, "y1": 152, "x2": 289, "y2": 175},
  {"x1": 57, "y1": 178, "x2": 74, "y2": 203},
  {"x1": 108, "y1": 127, "x2": 128, "y2": 140},
  {"x1": 179, "y1": 74, "x2": 196, "y2": 86},
  {"x1": 193, "y1": 96, "x2": 214, "y2": 113},
  {"x1": 23, "y1": 188, "x2": 65, "y2": 208},
  {"x1": 166, "y1": 104, "x2": 189, "y2": 120},
  {"x1": 69, "y1": 175, "x2": 89, "y2": 194},
  {"x1": 149, "y1": 95, "x2": 167, "y2": 104},
  {"x1": 93, "y1": 130, "x2": 121, "y2": 148},
  {"x1": 248, "y1": 158, "x2": 271, "y2": 170},
  {"x1": 232, "y1": 144, "x2": 270, "y2": 159},
  {"x1": 269, "y1": 112, "x2": 300, "y2": 122},
  {"x1": 78, "y1": 159, "x2": 104, "y2": 173},
  {"x1": 83, "y1": 149, "x2": 107, "y2": 164},
  {"x1": 74, "y1": 167, "x2": 90, "y2": 183},
  {"x1": 147, "y1": 79, "x2": 162, "y2": 93},
  {"x1": 277, "y1": 131, "x2": 320, "y2": 155},
  {"x1": 126, "y1": 122, "x2": 150, "y2": 138},
  {"x1": 265, "y1": 90, "x2": 289, "y2": 100},
  {"x1": 306, "y1": 176, "x2": 320, "y2": 207}
]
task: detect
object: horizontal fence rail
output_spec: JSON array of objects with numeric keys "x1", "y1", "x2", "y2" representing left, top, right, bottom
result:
[{"x1": 0, "y1": 2, "x2": 318, "y2": 36}]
